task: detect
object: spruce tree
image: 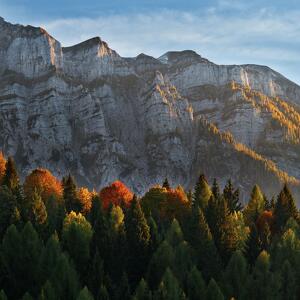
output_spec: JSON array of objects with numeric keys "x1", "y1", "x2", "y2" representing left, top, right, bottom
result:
[
  {"x1": 281, "y1": 260, "x2": 297, "y2": 300},
  {"x1": 244, "y1": 224, "x2": 262, "y2": 266},
  {"x1": 223, "y1": 179, "x2": 242, "y2": 212},
  {"x1": 39, "y1": 281, "x2": 57, "y2": 300},
  {"x1": 0, "y1": 290, "x2": 7, "y2": 300},
  {"x1": 2, "y1": 157, "x2": 19, "y2": 192},
  {"x1": 162, "y1": 178, "x2": 170, "y2": 190},
  {"x1": 186, "y1": 266, "x2": 206, "y2": 300},
  {"x1": 125, "y1": 195, "x2": 150, "y2": 286},
  {"x1": 211, "y1": 178, "x2": 221, "y2": 199},
  {"x1": 192, "y1": 174, "x2": 212, "y2": 209},
  {"x1": 273, "y1": 184, "x2": 299, "y2": 234},
  {"x1": 186, "y1": 207, "x2": 221, "y2": 279},
  {"x1": 63, "y1": 174, "x2": 82, "y2": 213},
  {"x1": 206, "y1": 279, "x2": 224, "y2": 300},
  {"x1": 133, "y1": 278, "x2": 151, "y2": 300},
  {"x1": 156, "y1": 268, "x2": 185, "y2": 300},
  {"x1": 243, "y1": 185, "x2": 265, "y2": 225},
  {"x1": 224, "y1": 250, "x2": 248, "y2": 300},
  {"x1": 77, "y1": 287, "x2": 94, "y2": 300}
]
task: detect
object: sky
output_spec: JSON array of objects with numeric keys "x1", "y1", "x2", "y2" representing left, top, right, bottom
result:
[{"x1": 0, "y1": 0, "x2": 299, "y2": 84}]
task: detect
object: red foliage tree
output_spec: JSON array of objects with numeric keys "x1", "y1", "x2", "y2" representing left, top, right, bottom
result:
[
  {"x1": 99, "y1": 180, "x2": 134, "y2": 209},
  {"x1": 24, "y1": 168, "x2": 63, "y2": 203}
]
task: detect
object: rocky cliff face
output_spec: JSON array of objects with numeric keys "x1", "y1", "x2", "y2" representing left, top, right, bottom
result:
[{"x1": 1, "y1": 17, "x2": 300, "y2": 200}]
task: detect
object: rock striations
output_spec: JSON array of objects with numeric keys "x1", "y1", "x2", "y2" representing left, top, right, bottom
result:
[{"x1": 1, "y1": 17, "x2": 300, "y2": 200}]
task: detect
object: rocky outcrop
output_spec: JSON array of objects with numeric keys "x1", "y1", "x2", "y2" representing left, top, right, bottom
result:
[{"x1": 1, "y1": 17, "x2": 300, "y2": 200}]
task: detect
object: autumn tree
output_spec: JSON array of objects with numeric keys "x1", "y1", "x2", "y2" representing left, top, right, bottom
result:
[
  {"x1": 0, "y1": 152, "x2": 6, "y2": 184},
  {"x1": 23, "y1": 169, "x2": 62, "y2": 204},
  {"x1": 99, "y1": 180, "x2": 133, "y2": 210}
]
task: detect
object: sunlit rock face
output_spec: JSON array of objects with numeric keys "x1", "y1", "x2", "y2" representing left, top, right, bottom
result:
[{"x1": 1, "y1": 17, "x2": 300, "y2": 199}]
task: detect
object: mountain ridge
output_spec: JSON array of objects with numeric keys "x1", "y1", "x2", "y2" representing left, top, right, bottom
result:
[{"x1": 0, "y1": 17, "x2": 300, "y2": 200}]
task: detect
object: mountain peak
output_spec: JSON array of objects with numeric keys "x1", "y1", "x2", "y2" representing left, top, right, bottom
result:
[{"x1": 158, "y1": 50, "x2": 211, "y2": 65}]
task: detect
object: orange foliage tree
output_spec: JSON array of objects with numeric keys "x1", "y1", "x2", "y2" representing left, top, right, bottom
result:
[
  {"x1": 99, "y1": 180, "x2": 133, "y2": 209},
  {"x1": 24, "y1": 168, "x2": 63, "y2": 203},
  {"x1": 77, "y1": 187, "x2": 96, "y2": 214},
  {"x1": 0, "y1": 152, "x2": 6, "y2": 183}
]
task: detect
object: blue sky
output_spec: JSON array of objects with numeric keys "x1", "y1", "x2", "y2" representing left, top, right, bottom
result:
[{"x1": 1, "y1": 0, "x2": 300, "y2": 84}]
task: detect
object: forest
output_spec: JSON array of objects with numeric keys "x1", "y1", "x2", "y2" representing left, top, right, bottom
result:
[{"x1": 0, "y1": 152, "x2": 299, "y2": 300}]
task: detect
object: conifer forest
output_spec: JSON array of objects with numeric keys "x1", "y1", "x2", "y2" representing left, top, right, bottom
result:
[{"x1": 0, "y1": 152, "x2": 299, "y2": 300}]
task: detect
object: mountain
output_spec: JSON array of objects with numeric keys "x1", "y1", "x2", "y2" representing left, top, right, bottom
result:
[{"x1": 1, "y1": 17, "x2": 300, "y2": 200}]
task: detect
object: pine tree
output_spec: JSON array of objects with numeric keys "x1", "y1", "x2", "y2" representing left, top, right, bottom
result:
[
  {"x1": 206, "y1": 279, "x2": 224, "y2": 300},
  {"x1": 186, "y1": 266, "x2": 206, "y2": 300},
  {"x1": 162, "y1": 178, "x2": 170, "y2": 190},
  {"x1": 125, "y1": 195, "x2": 150, "y2": 286},
  {"x1": 223, "y1": 179, "x2": 242, "y2": 212},
  {"x1": 21, "y1": 292, "x2": 34, "y2": 300},
  {"x1": 192, "y1": 174, "x2": 212, "y2": 209},
  {"x1": 63, "y1": 174, "x2": 82, "y2": 213},
  {"x1": 165, "y1": 219, "x2": 183, "y2": 247}
]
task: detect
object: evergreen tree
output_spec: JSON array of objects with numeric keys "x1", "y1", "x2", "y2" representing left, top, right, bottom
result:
[
  {"x1": 224, "y1": 250, "x2": 248, "y2": 300},
  {"x1": 162, "y1": 178, "x2": 170, "y2": 190},
  {"x1": 273, "y1": 184, "x2": 299, "y2": 234},
  {"x1": 186, "y1": 267, "x2": 206, "y2": 300},
  {"x1": 211, "y1": 178, "x2": 221, "y2": 199},
  {"x1": 115, "y1": 273, "x2": 130, "y2": 300},
  {"x1": 0, "y1": 186, "x2": 20, "y2": 236},
  {"x1": 63, "y1": 174, "x2": 82, "y2": 213},
  {"x1": 62, "y1": 211, "x2": 93, "y2": 274},
  {"x1": 21, "y1": 292, "x2": 34, "y2": 300},
  {"x1": 51, "y1": 253, "x2": 80, "y2": 300},
  {"x1": 133, "y1": 278, "x2": 151, "y2": 300},
  {"x1": 223, "y1": 179, "x2": 242, "y2": 212},
  {"x1": 243, "y1": 185, "x2": 265, "y2": 225},
  {"x1": 147, "y1": 241, "x2": 175, "y2": 289},
  {"x1": 2, "y1": 157, "x2": 19, "y2": 192},
  {"x1": 165, "y1": 219, "x2": 183, "y2": 247},
  {"x1": 186, "y1": 207, "x2": 221, "y2": 280},
  {"x1": 98, "y1": 284, "x2": 109, "y2": 300},
  {"x1": 147, "y1": 215, "x2": 160, "y2": 254},
  {"x1": 77, "y1": 287, "x2": 94, "y2": 300},
  {"x1": 244, "y1": 224, "x2": 262, "y2": 266},
  {"x1": 206, "y1": 279, "x2": 224, "y2": 300},
  {"x1": 192, "y1": 174, "x2": 212, "y2": 209},
  {"x1": 125, "y1": 195, "x2": 150, "y2": 286},
  {"x1": 0, "y1": 290, "x2": 7, "y2": 300},
  {"x1": 39, "y1": 281, "x2": 57, "y2": 300},
  {"x1": 155, "y1": 268, "x2": 185, "y2": 300},
  {"x1": 87, "y1": 248, "x2": 104, "y2": 298},
  {"x1": 280, "y1": 260, "x2": 297, "y2": 300},
  {"x1": 247, "y1": 251, "x2": 281, "y2": 300}
]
